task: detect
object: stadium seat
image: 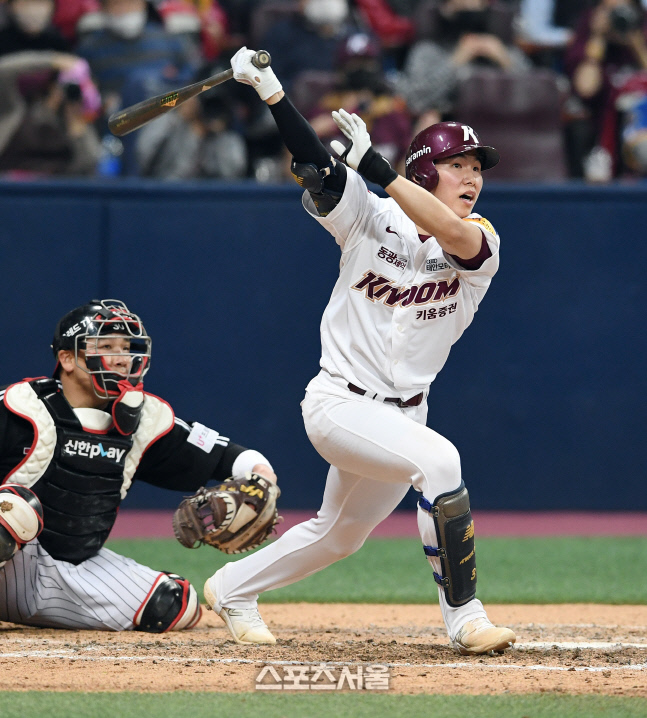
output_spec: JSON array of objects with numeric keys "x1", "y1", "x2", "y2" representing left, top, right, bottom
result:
[{"x1": 453, "y1": 68, "x2": 568, "y2": 181}]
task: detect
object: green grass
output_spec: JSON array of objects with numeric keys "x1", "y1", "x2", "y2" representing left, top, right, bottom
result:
[
  {"x1": 105, "y1": 536, "x2": 647, "y2": 604},
  {"x1": 2, "y1": 692, "x2": 647, "y2": 718}
]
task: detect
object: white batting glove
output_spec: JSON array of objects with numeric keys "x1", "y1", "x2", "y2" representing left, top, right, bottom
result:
[
  {"x1": 230, "y1": 46, "x2": 282, "y2": 101},
  {"x1": 331, "y1": 107, "x2": 399, "y2": 188},
  {"x1": 330, "y1": 108, "x2": 372, "y2": 170}
]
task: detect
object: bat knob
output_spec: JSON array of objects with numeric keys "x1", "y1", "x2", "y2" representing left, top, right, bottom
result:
[{"x1": 252, "y1": 50, "x2": 271, "y2": 69}]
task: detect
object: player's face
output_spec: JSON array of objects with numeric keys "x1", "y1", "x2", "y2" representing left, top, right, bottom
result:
[
  {"x1": 432, "y1": 152, "x2": 483, "y2": 218},
  {"x1": 84, "y1": 335, "x2": 134, "y2": 376},
  {"x1": 58, "y1": 335, "x2": 136, "y2": 408}
]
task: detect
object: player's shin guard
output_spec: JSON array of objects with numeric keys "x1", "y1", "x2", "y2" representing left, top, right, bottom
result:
[
  {"x1": 419, "y1": 482, "x2": 477, "y2": 607},
  {"x1": 134, "y1": 573, "x2": 202, "y2": 633},
  {"x1": 0, "y1": 484, "x2": 44, "y2": 567}
]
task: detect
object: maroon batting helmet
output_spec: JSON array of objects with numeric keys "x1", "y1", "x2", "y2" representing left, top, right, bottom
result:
[{"x1": 405, "y1": 122, "x2": 499, "y2": 192}]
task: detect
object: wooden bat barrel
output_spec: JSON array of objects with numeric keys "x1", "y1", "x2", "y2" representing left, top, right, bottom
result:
[{"x1": 108, "y1": 50, "x2": 271, "y2": 137}]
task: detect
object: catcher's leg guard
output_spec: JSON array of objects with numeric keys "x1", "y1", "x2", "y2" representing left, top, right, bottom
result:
[
  {"x1": 419, "y1": 482, "x2": 477, "y2": 607},
  {"x1": 0, "y1": 525, "x2": 17, "y2": 564},
  {"x1": 134, "y1": 573, "x2": 201, "y2": 633},
  {"x1": 0, "y1": 484, "x2": 44, "y2": 566}
]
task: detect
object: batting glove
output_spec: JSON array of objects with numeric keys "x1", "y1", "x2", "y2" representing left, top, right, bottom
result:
[
  {"x1": 330, "y1": 109, "x2": 370, "y2": 170},
  {"x1": 331, "y1": 109, "x2": 398, "y2": 189},
  {"x1": 231, "y1": 46, "x2": 282, "y2": 101}
]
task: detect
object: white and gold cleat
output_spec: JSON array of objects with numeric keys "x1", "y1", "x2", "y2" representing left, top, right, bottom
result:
[
  {"x1": 204, "y1": 578, "x2": 276, "y2": 645},
  {"x1": 452, "y1": 617, "x2": 516, "y2": 655}
]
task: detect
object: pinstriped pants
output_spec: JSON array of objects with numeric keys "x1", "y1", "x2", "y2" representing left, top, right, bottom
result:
[{"x1": 0, "y1": 540, "x2": 162, "y2": 631}]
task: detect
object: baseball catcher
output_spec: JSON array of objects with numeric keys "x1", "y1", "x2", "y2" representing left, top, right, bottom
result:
[
  {"x1": 0, "y1": 298, "x2": 279, "y2": 633},
  {"x1": 173, "y1": 473, "x2": 281, "y2": 554}
]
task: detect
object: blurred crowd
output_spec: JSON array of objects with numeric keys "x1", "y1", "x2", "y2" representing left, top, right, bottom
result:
[{"x1": 2, "y1": 0, "x2": 647, "y2": 182}]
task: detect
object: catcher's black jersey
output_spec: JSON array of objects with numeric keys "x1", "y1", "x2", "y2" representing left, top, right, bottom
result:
[{"x1": 0, "y1": 379, "x2": 246, "y2": 563}]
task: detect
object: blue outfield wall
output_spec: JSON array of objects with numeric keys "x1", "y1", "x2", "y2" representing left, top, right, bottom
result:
[{"x1": 0, "y1": 179, "x2": 645, "y2": 511}]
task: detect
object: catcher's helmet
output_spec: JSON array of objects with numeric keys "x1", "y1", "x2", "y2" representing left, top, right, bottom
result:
[
  {"x1": 405, "y1": 122, "x2": 499, "y2": 192},
  {"x1": 52, "y1": 299, "x2": 151, "y2": 399}
]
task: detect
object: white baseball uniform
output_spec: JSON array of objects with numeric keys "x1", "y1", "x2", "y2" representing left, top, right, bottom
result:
[{"x1": 212, "y1": 167, "x2": 500, "y2": 640}]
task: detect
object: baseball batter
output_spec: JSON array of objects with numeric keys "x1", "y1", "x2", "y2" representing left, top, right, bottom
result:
[
  {"x1": 0, "y1": 299, "x2": 276, "y2": 632},
  {"x1": 204, "y1": 48, "x2": 516, "y2": 655}
]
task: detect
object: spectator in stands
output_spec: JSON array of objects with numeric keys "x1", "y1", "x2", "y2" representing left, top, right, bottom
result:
[
  {"x1": 222, "y1": 1, "x2": 355, "y2": 180},
  {"x1": 518, "y1": 0, "x2": 575, "y2": 52},
  {"x1": 77, "y1": 0, "x2": 219, "y2": 56},
  {"x1": 259, "y1": 0, "x2": 354, "y2": 94},
  {"x1": 518, "y1": 1, "x2": 601, "y2": 74},
  {"x1": 160, "y1": 0, "x2": 231, "y2": 61},
  {"x1": 216, "y1": 0, "x2": 261, "y2": 45},
  {"x1": 152, "y1": 0, "x2": 201, "y2": 34},
  {"x1": 0, "y1": 0, "x2": 70, "y2": 54},
  {"x1": 353, "y1": 0, "x2": 417, "y2": 68},
  {"x1": 307, "y1": 32, "x2": 412, "y2": 170},
  {"x1": 136, "y1": 72, "x2": 247, "y2": 178},
  {"x1": 76, "y1": 0, "x2": 199, "y2": 113},
  {"x1": 0, "y1": 51, "x2": 102, "y2": 176},
  {"x1": 52, "y1": 0, "x2": 99, "y2": 44},
  {"x1": 564, "y1": 0, "x2": 647, "y2": 180},
  {"x1": 400, "y1": 0, "x2": 531, "y2": 132},
  {"x1": 616, "y1": 71, "x2": 647, "y2": 177},
  {"x1": 76, "y1": 0, "x2": 200, "y2": 175}
]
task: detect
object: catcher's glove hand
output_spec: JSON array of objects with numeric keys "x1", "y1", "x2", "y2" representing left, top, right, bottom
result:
[{"x1": 172, "y1": 473, "x2": 281, "y2": 555}]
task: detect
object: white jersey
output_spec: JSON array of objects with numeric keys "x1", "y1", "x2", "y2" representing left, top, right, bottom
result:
[{"x1": 303, "y1": 167, "x2": 500, "y2": 398}]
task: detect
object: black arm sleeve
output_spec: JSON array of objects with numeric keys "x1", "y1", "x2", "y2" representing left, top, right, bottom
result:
[
  {"x1": 133, "y1": 422, "x2": 247, "y2": 493},
  {"x1": 269, "y1": 95, "x2": 347, "y2": 194}
]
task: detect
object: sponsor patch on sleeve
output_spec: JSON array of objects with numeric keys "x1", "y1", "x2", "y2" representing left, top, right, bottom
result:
[
  {"x1": 187, "y1": 422, "x2": 228, "y2": 453},
  {"x1": 464, "y1": 216, "x2": 497, "y2": 236}
]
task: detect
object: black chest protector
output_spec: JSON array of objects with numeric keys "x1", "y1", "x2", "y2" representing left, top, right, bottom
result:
[{"x1": 29, "y1": 379, "x2": 134, "y2": 564}]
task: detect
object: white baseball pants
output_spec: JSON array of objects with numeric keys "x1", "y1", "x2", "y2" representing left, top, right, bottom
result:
[{"x1": 213, "y1": 372, "x2": 488, "y2": 640}]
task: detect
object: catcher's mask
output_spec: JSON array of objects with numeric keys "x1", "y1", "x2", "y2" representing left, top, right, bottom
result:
[
  {"x1": 52, "y1": 299, "x2": 151, "y2": 399},
  {"x1": 405, "y1": 121, "x2": 499, "y2": 192}
]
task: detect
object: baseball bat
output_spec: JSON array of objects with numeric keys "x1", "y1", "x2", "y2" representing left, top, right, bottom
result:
[{"x1": 108, "y1": 50, "x2": 271, "y2": 137}]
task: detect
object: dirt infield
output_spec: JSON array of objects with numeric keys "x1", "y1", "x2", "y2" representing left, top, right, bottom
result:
[{"x1": 1, "y1": 604, "x2": 645, "y2": 695}]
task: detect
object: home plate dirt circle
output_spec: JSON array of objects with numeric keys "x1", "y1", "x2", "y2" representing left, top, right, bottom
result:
[{"x1": 1, "y1": 604, "x2": 645, "y2": 695}]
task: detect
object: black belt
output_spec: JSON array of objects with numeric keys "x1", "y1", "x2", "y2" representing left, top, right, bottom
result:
[{"x1": 348, "y1": 383, "x2": 424, "y2": 408}]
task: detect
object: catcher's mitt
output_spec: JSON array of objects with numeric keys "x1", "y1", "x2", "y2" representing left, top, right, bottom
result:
[{"x1": 172, "y1": 473, "x2": 281, "y2": 554}]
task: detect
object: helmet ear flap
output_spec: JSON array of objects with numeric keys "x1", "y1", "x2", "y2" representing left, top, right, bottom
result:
[{"x1": 408, "y1": 166, "x2": 439, "y2": 192}]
